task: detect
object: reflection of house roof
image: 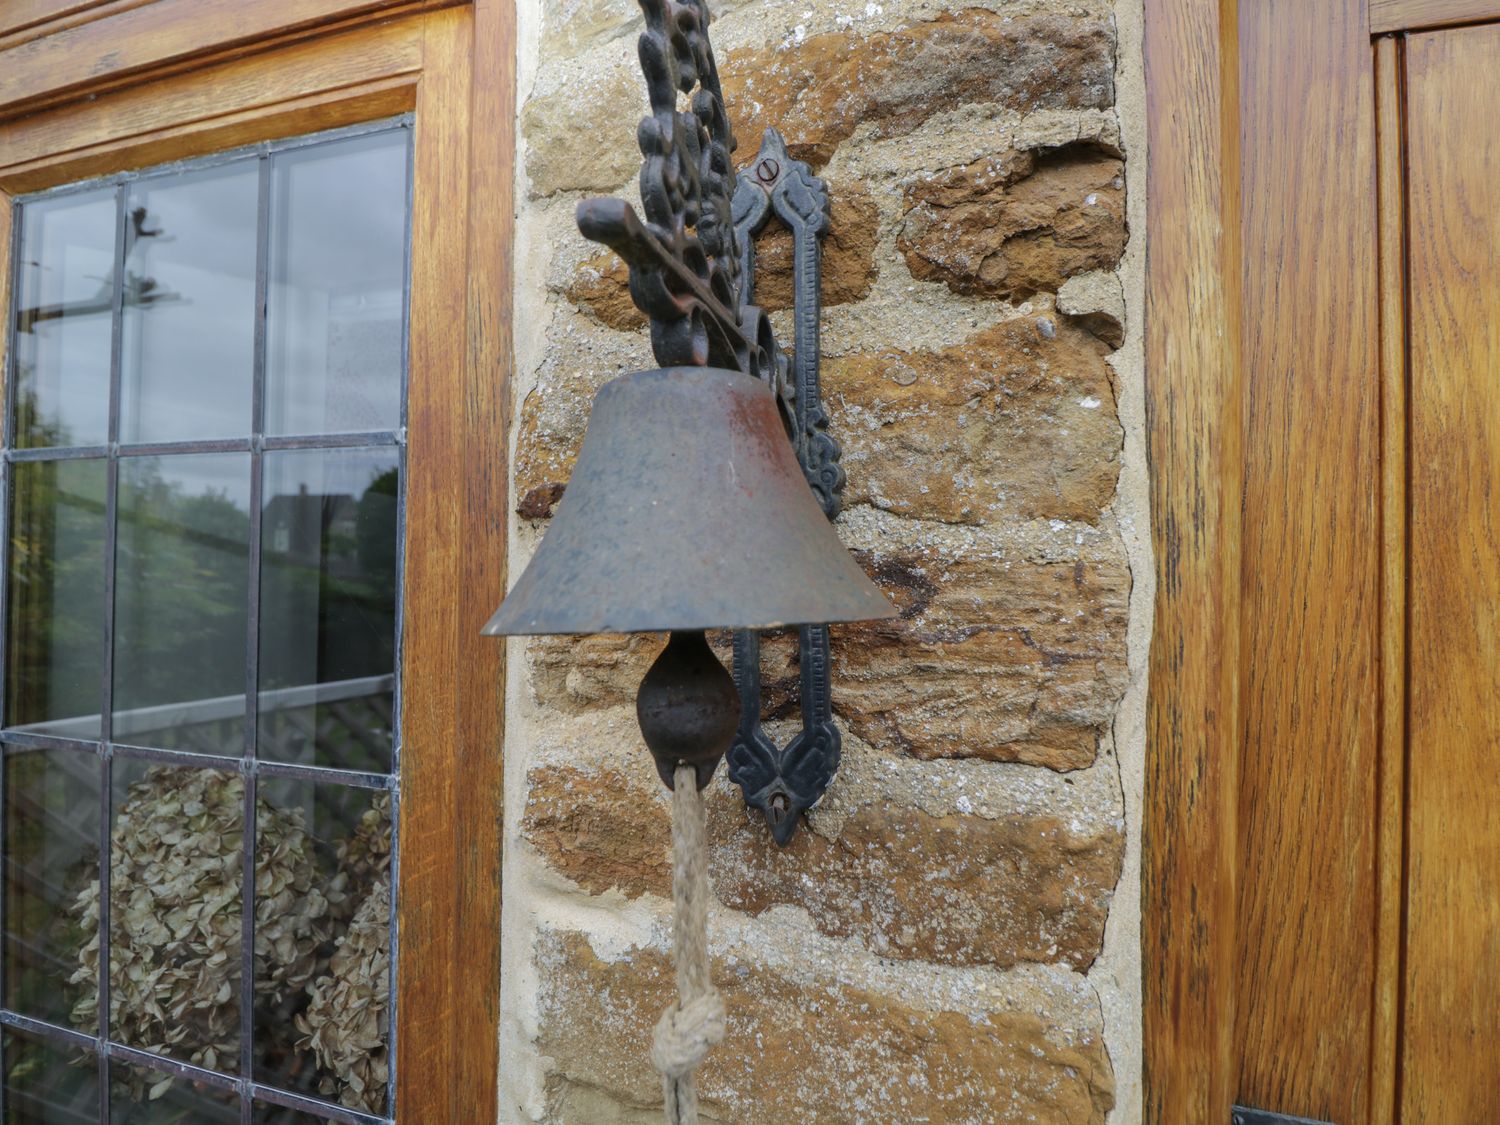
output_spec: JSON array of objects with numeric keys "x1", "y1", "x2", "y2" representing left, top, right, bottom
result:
[{"x1": 262, "y1": 488, "x2": 361, "y2": 575}]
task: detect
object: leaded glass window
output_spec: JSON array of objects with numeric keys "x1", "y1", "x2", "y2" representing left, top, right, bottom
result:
[{"x1": 0, "y1": 118, "x2": 411, "y2": 1125}]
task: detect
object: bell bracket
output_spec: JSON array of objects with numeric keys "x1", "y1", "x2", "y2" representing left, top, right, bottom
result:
[{"x1": 575, "y1": 0, "x2": 851, "y2": 844}]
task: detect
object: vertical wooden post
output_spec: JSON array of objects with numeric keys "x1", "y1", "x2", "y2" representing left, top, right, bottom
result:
[{"x1": 1142, "y1": 0, "x2": 1243, "y2": 1119}]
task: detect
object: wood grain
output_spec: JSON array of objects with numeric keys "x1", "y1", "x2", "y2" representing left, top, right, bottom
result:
[
  {"x1": 457, "y1": 0, "x2": 511, "y2": 1111},
  {"x1": 1402, "y1": 24, "x2": 1500, "y2": 1122},
  {"x1": 1372, "y1": 34, "x2": 1408, "y2": 1125},
  {"x1": 397, "y1": 4, "x2": 471, "y2": 1112},
  {"x1": 0, "y1": 0, "x2": 449, "y2": 119},
  {"x1": 395, "y1": 7, "x2": 508, "y2": 1121},
  {"x1": 0, "y1": 192, "x2": 12, "y2": 452},
  {"x1": 1234, "y1": 3, "x2": 1382, "y2": 1121},
  {"x1": 1371, "y1": 0, "x2": 1500, "y2": 32},
  {"x1": 0, "y1": 18, "x2": 423, "y2": 194},
  {"x1": 1141, "y1": 0, "x2": 1242, "y2": 1119},
  {"x1": 0, "y1": 0, "x2": 131, "y2": 43}
]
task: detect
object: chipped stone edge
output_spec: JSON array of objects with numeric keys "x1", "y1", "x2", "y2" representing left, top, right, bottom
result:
[
  {"x1": 501, "y1": 1, "x2": 557, "y2": 1116},
  {"x1": 1090, "y1": 1, "x2": 1147, "y2": 1121}
]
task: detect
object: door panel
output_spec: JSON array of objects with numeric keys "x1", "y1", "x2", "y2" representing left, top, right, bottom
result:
[{"x1": 1402, "y1": 23, "x2": 1500, "y2": 1123}]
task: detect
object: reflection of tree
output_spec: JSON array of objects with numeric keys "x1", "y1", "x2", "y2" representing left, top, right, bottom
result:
[
  {"x1": 6, "y1": 412, "x2": 106, "y2": 726},
  {"x1": 259, "y1": 464, "x2": 398, "y2": 772},
  {"x1": 261, "y1": 465, "x2": 397, "y2": 682},
  {"x1": 113, "y1": 463, "x2": 249, "y2": 716}
]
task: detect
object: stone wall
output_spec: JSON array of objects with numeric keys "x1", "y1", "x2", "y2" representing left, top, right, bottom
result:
[{"x1": 502, "y1": 0, "x2": 1149, "y2": 1118}]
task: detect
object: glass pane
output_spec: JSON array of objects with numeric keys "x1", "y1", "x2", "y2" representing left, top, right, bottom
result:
[
  {"x1": 12, "y1": 190, "x2": 116, "y2": 449},
  {"x1": 109, "y1": 1061, "x2": 237, "y2": 1123},
  {"x1": 265, "y1": 131, "x2": 408, "y2": 436},
  {"x1": 113, "y1": 455, "x2": 250, "y2": 752},
  {"x1": 105, "y1": 759, "x2": 242, "y2": 1071},
  {"x1": 3, "y1": 748, "x2": 100, "y2": 1026},
  {"x1": 2, "y1": 1027, "x2": 99, "y2": 1124},
  {"x1": 252, "y1": 1105, "x2": 332, "y2": 1124},
  {"x1": 254, "y1": 779, "x2": 389, "y2": 1116},
  {"x1": 258, "y1": 448, "x2": 397, "y2": 772},
  {"x1": 5, "y1": 459, "x2": 108, "y2": 735},
  {"x1": 119, "y1": 161, "x2": 259, "y2": 444}
]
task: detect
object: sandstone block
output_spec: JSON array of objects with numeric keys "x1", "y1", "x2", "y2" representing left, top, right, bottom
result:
[
  {"x1": 536, "y1": 929, "x2": 1114, "y2": 1124},
  {"x1": 523, "y1": 765, "x2": 671, "y2": 899},
  {"x1": 519, "y1": 517, "x2": 1130, "y2": 770},
  {"x1": 827, "y1": 317, "x2": 1122, "y2": 525},
  {"x1": 523, "y1": 64, "x2": 646, "y2": 196},
  {"x1": 832, "y1": 518, "x2": 1130, "y2": 769},
  {"x1": 899, "y1": 144, "x2": 1127, "y2": 300},
  {"x1": 525, "y1": 11, "x2": 1117, "y2": 195},
  {"x1": 723, "y1": 12, "x2": 1117, "y2": 169},
  {"x1": 1057, "y1": 270, "x2": 1127, "y2": 349},
  {"x1": 710, "y1": 793, "x2": 1123, "y2": 971},
  {"x1": 514, "y1": 317, "x2": 641, "y2": 519},
  {"x1": 522, "y1": 756, "x2": 1123, "y2": 971}
]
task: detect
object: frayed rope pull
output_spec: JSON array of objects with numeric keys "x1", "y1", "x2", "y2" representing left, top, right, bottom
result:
[{"x1": 654, "y1": 764, "x2": 723, "y2": 1125}]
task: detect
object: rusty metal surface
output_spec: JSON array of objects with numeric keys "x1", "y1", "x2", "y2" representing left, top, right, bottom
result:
[
  {"x1": 521, "y1": 0, "x2": 894, "y2": 840},
  {"x1": 635, "y1": 630, "x2": 740, "y2": 790},
  {"x1": 482, "y1": 368, "x2": 894, "y2": 636},
  {"x1": 725, "y1": 130, "x2": 848, "y2": 843}
]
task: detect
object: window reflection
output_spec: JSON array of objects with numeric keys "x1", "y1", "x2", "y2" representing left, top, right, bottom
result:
[
  {"x1": 3, "y1": 1027, "x2": 101, "y2": 1123},
  {"x1": 5, "y1": 459, "x2": 108, "y2": 734},
  {"x1": 3, "y1": 748, "x2": 100, "y2": 1025},
  {"x1": 13, "y1": 190, "x2": 116, "y2": 449},
  {"x1": 266, "y1": 131, "x2": 408, "y2": 436},
  {"x1": 120, "y1": 162, "x2": 258, "y2": 444},
  {"x1": 256, "y1": 780, "x2": 390, "y2": 1114},
  {"x1": 1, "y1": 122, "x2": 409, "y2": 1124},
  {"x1": 259, "y1": 448, "x2": 398, "y2": 772},
  {"x1": 109, "y1": 1063, "x2": 238, "y2": 1124},
  {"x1": 76, "y1": 761, "x2": 246, "y2": 1071},
  {"x1": 112, "y1": 455, "x2": 250, "y2": 753}
]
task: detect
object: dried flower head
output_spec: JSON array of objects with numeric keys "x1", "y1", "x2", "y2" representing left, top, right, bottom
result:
[
  {"x1": 69, "y1": 766, "x2": 329, "y2": 1075},
  {"x1": 295, "y1": 873, "x2": 391, "y2": 1113}
]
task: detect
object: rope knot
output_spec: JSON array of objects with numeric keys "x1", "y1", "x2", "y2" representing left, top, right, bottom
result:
[{"x1": 651, "y1": 991, "x2": 726, "y2": 1080}]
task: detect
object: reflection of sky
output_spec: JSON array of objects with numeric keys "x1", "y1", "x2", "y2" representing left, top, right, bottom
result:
[
  {"x1": 266, "y1": 132, "x2": 409, "y2": 436},
  {"x1": 124, "y1": 452, "x2": 253, "y2": 515},
  {"x1": 18, "y1": 189, "x2": 116, "y2": 446},
  {"x1": 263, "y1": 446, "x2": 398, "y2": 507},
  {"x1": 120, "y1": 161, "x2": 259, "y2": 443},
  {"x1": 14, "y1": 128, "x2": 410, "y2": 449}
]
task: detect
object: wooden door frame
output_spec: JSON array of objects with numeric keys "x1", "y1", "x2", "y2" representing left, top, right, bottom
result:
[
  {"x1": 1140, "y1": 1, "x2": 1500, "y2": 1122},
  {"x1": 0, "y1": 5, "x2": 512, "y2": 1122}
]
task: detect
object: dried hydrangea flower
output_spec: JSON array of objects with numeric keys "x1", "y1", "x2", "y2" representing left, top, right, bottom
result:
[
  {"x1": 69, "y1": 767, "x2": 329, "y2": 1084},
  {"x1": 295, "y1": 873, "x2": 391, "y2": 1113},
  {"x1": 293, "y1": 791, "x2": 391, "y2": 1111}
]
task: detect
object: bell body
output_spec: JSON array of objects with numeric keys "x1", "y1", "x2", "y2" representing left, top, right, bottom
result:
[{"x1": 483, "y1": 366, "x2": 895, "y2": 637}]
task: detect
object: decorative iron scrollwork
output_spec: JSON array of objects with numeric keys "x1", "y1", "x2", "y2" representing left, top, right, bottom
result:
[{"x1": 576, "y1": 0, "x2": 850, "y2": 844}]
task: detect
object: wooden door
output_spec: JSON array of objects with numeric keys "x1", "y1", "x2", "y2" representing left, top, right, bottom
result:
[
  {"x1": 1143, "y1": 1, "x2": 1500, "y2": 1122},
  {"x1": 1392, "y1": 21, "x2": 1500, "y2": 1123},
  {"x1": 0, "y1": 5, "x2": 512, "y2": 1122}
]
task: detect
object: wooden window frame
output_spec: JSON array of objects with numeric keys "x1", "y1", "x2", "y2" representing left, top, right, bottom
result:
[{"x1": 0, "y1": 5, "x2": 512, "y2": 1122}]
